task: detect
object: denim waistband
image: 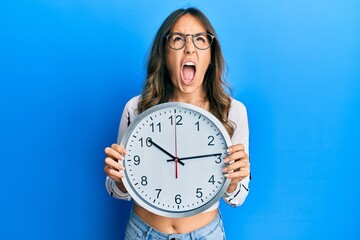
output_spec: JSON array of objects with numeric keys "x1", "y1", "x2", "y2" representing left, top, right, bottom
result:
[{"x1": 128, "y1": 208, "x2": 223, "y2": 240}]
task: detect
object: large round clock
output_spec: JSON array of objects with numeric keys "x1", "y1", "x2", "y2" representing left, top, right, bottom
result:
[{"x1": 119, "y1": 102, "x2": 231, "y2": 218}]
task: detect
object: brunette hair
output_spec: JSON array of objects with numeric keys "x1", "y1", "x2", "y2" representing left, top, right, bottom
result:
[{"x1": 138, "y1": 7, "x2": 234, "y2": 137}]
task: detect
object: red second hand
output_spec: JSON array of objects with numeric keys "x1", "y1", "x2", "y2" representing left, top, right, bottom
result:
[{"x1": 174, "y1": 111, "x2": 178, "y2": 179}]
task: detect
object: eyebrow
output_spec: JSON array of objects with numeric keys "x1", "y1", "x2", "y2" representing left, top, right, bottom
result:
[
  {"x1": 171, "y1": 27, "x2": 207, "y2": 34},
  {"x1": 170, "y1": 31, "x2": 208, "y2": 35}
]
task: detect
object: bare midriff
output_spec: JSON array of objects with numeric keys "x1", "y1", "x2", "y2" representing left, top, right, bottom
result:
[{"x1": 133, "y1": 203, "x2": 218, "y2": 234}]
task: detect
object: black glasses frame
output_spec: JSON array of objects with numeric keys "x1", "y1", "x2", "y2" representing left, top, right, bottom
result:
[{"x1": 165, "y1": 32, "x2": 215, "y2": 50}]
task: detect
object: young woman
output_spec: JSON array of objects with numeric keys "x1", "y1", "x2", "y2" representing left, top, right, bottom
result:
[{"x1": 104, "y1": 8, "x2": 251, "y2": 240}]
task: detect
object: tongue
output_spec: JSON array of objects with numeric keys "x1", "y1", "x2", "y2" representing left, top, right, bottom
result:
[{"x1": 182, "y1": 66, "x2": 195, "y2": 84}]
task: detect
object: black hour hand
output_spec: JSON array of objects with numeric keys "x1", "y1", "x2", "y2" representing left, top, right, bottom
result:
[{"x1": 148, "y1": 139, "x2": 185, "y2": 166}]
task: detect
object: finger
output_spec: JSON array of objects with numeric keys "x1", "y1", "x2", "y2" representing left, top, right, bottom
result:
[
  {"x1": 105, "y1": 157, "x2": 124, "y2": 171},
  {"x1": 105, "y1": 165, "x2": 125, "y2": 180},
  {"x1": 223, "y1": 151, "x2": 246, "y2": 164},
  {"x1": 227, "y1": 144, "x2": 244, "y2": 154},
  {"x1": 223, "y1": 160, "x2": 250, "y2": 173},
  {"x1": 109, "y1": 168, "x2": 125, "y2": 179},
  {"x1": 224, "y1": 169, "x2": 250, "y2": 180},
  {"x1": 111, "y1": 144, "x2": 127, "y2": 155},
  {"x1": 105, "y1": 146, "x2": 125, "y2": 160}
]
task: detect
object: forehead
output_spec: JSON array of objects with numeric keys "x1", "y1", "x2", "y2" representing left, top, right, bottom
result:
[{"x1": 171, "y1": 14, "x2": 206, "y2": 33}]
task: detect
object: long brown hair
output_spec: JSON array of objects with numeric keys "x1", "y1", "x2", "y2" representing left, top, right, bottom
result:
[{"x1": 138, "y1": 8, "x2": 234, "y2": 137}]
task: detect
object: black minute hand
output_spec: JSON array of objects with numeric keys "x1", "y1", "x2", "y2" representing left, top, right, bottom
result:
[
  {"x1": 148, "y1": 139, "x2": 185, "y2": 166},
  {"x1": 167, "y1": 153, "x2": 222, "y2": 162}
]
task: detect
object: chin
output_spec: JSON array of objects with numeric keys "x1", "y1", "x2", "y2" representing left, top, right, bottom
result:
[{"x1": 180, "y1": 84, "x2": 202, "y2": 95}]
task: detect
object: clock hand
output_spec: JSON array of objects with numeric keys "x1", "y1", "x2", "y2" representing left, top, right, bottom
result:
[
  {"x1": 148, "y1": 139, "x2": 185, "y2": 166},
  {"x1": 167, "y1": 153, "x2": 222, "y2": 162},
  {"x1": 174, "y1": 111, "x2": 179, "y2": 179}
]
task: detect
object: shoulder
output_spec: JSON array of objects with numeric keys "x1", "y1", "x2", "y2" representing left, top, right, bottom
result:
[
  {"x1": 229, "y1": 98, "x2": 247, "y2": 120},
  {"x1": 124, "y1": 95, "x2": 141, "y2": 117},
  {"x1": 228, "y1": 98, "x2": 249, "y2": 148},
  {"x1": 125, "y1": 95, "x2": 141, "y2": 109},
  {"x1": 230, "y1": 98, "x2": 246, "y2": 111}
]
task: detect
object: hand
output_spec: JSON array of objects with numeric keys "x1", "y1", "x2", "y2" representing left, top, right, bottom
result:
[
  {"x1": 222, "y1": 144, "x2": 250, "y2": 193},
  {"x1": 174, "y1": 114, "x2": 179, "y2": 178},
  {"x1": 148, "y1": 139, "x2": 185, "y2": 166},
  {"x1": 104, "y1": 144, "x2": 126, "y2": 185},
  {"x1": 167, "y1": 153, "x2": 222, "y2": 162}
]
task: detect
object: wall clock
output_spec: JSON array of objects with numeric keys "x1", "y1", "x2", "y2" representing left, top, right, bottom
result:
[{"x1": 119, "y1": 102, "x2": 231, "y2": 218}]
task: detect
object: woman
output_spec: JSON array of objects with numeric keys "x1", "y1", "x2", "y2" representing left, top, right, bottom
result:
[{"x1": 104, "y1": 7, "x2": 250, "y2": 240}]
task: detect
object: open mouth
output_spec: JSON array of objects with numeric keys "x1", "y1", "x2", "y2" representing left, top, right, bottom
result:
[{"x1": 181, "y1": 62, "x2": 196, "y2": 84}]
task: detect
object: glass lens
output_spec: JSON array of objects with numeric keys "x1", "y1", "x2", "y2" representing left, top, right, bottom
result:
[
  {"x1": 166, "y1": 33, "x2": 213, "y2": 50},
  {"x1": 167, "y1": 33, "x2": 186, "y2": 50},
  {"x1": 193, "y1": 33, "x2": 212, "y2": 49}
]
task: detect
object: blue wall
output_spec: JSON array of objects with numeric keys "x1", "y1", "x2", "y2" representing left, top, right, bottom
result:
[{"x1": 1, "y1": 1, "x2": 359, "y2": 239}]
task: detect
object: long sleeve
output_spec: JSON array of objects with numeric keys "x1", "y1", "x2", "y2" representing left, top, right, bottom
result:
[
  {"x1": 222, "y1": 99, "x2": 251, "y2": 207},
  {"x1": 105, "y1": 96, "x2": 140, "y2": 201},
  {"x1": 105, "y1": 176, "x2": 131, "y2": 201}
]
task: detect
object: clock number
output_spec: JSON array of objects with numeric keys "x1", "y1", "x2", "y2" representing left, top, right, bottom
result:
[
  {"x1": 133, "y1": 155, "x2": 141, "y2": 165},
  {"x1": 155, "y1": 189, "x2": 162, "y2": 199},
  {"x1": 196, "y1": 188, "x2": 203, "y2": 198},
  {"x1": 195, "y1": 121, "x2": 200, "y2": 131},
  {"x1": 175, "y1": 194, "x2": 182, "y2": 204},
  {"x1": 215, "y1": 154, "x2": 222, "y2": 164},
  {"x1": 139, "y1": 137, "x2": 152, "y2": 147},
  {"x1": 150, "y1": 122, "x2": 161, "y2": 132},
  {"x1": 141, "y1": 176, "x2": 148, "y2": 186},
  {"x1": 208, "y1": 175, "x2": 215, "y2": 185},
  {"x1": 208, "y1": 136, "x2": 215, "y2": 146},
  {"x1": 169, "y1": 115, "x2": 183, "y2": 125}
]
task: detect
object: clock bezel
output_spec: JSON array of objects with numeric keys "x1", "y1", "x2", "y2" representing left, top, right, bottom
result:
[{"x1": 119, "y1": 102, "x2": 232, "y2": 218}]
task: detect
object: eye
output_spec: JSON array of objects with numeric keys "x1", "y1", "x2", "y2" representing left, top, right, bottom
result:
[
  {"x1": 171, "y1": 34, "x2": 185, "y2": 43},
  {"x1": 195, "y1": 34, "x2": 208, "y2": 44},
  {"x1": 195, "y1": 36, "x2": 206, "y2": 43}
]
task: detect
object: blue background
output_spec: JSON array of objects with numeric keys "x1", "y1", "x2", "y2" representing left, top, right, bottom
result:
[{"x1": 1, "y1": 0, "x2": 359, "y2": 239}]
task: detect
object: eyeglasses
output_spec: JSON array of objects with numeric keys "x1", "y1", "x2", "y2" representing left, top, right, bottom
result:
[{"x1": 165, "y1": 32, "x2": 215, "y2": 50}]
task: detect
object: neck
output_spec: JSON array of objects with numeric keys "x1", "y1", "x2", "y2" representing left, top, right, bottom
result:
[{"x1": 171, "y1": 93, "x2": 209, "y2": 110}]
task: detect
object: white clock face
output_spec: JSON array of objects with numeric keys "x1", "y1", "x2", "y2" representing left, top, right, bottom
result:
[{"x1": 119, "y1": 102, "x2": 231, "y2": 218}]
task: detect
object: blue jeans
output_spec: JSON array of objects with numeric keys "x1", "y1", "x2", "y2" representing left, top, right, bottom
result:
[{"x1": 125, "y1": 209, "x2": 226, "y2": 240}]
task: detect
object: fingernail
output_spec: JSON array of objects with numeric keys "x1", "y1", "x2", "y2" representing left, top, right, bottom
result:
[
  {"x1": 227, "y1": 148, "x2": 232, "y2": 153},
  {"x1": 222, "y1": 167, "x2": 227, "y2": 173},
  {"x1": 224, "y1": 173, "x2": 229, "y2": 178},
  {"x1": 223, "y1": 158, "x2": 229, "y2": 163}
]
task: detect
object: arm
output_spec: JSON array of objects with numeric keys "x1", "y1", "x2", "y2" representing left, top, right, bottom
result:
[
  {"x1": 222, "y1": 99, "x2": 251, "y2": 207},
  {"x1": 104, "y1": 144, "x2": 131, "y2": 201},
  {"x1": 104, "y1": 96, "x2": 140, "y2": 201}
]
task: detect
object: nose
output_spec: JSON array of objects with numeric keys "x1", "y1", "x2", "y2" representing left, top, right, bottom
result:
[{"x1": 184, "y1": 35, "x2": 196, "y2": 54}]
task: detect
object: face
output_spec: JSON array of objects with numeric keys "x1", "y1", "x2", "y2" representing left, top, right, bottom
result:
[{"x1": 165, "y1": 14, "x2": 211, "y2": 101}]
